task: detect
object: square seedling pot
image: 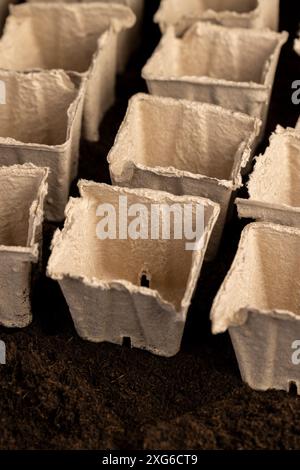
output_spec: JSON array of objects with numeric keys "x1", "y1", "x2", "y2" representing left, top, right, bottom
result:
[
  {"x1": 0, "y1": 3, "x2": 135, "y2": 141},
  {"x1": 27, "y1": 0, "x2": 144, "y2": 72},
  {"x1": 47, "y1": 181, "x2": 220, "y2": 357},
  {"x1": 154, "y1": 0, "x2": 280, "y2": 35},
  {"x1": 142, "y1": 23, "x2": 288, "y2": 139},
  {"x1": 211, "y1": 222, "x2": 300, "y2": 394},
  {"x1": 0, "y1": 164, "x2": 48, "y2": 328},
  {"x1": 0, "y1": 69, "x2": 85, "y2": 222},
  {"x1": 236, "y1": 128, "x2": 300, "y2": 229},
  {"x1": 108, "y1": 93, "x2": 261, "y2": 258}
]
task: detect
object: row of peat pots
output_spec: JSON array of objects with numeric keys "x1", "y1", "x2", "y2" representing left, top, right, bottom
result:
[{"x1": 0, "y1": 0, "x2": 300, "y2": 396}]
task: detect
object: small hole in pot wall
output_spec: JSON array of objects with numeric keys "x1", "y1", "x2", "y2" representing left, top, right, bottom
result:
[
  {"x1": 140, "y1": 273, "x2": 150, "y2": 288},
  {"x1": 289, "y1": 381, "x2": 298, "y2": 396},
  {"x1": 123, "y1": 337, "x2": 132, "y2": 349}
]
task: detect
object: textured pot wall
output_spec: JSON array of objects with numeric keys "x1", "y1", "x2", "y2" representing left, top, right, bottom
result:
[
  {"x1": 27, "y1": 0, "x2": 144, "y2": 71},
  {"x1": 48, "y1": 182, "x2": 220, "y2": 356},
  {"x1": 0, "y1": 164, "x2": 48, "y2": 328},
  {"x1": 0, "y1": 70, "x2": 85, "y2": 221}
]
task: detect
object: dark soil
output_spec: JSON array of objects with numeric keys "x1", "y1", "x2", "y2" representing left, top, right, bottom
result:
[{"x1": 0, "y1": 0, "x2": 299, "y2": 450}]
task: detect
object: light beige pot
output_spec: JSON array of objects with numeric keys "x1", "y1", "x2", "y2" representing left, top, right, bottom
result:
[
  {"x1": 27, "y1": 0, "x2": 144, "y2": 72},
  {"x1": 0, "y1": 3, "x2": 135, "y2": 141},
  {"x1": 0, "y1": 164, "x2": 48, "y2": 328},
  {"x1": 211, "y1": 222, "x2": 300, "y2": 395},
  {"x1": 47, "y1": 181, "x2": 220, "y2": 357},
  {"x1": 236, "y1": 127, "x2": 300, "y2": 229},
  {"x1": 0, "y1": 69, "x2": 85, "y2": 222},
  {"x1": 142, "y1": 23, "x2": 288, "y2": 140},
  {"x1": 108, "y1": 93, "x2": 261, "y2": 258},
  {"x1": 155, "y1": 0, "x2": 280, "y2": 35}
]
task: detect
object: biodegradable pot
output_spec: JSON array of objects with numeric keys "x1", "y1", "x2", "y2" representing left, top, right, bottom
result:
[
  {"x1": 47, "y1": 181, "x2": 220, "y2": 357},
  {"x1": 236, "y1": 128, "x2": 300, "y2": 229},
  {"x1": 211, "y1": 222, "x2": 300, "y2": 394},
  {"x1": 108, "y1": 93, "x2": 261, "y2": 258},
  {"x1": 154, "y1": 0, "x2": 280, "y2": 35},
  {"x1": 0, "y1": 164, "x2": 48, "y2": 328},
  {"x1": 0, "y1": 69, "x2": 85, "y2": 222},
  {"x1": 0, "y1": 3, "x2": 135, "y2": 141},
  {"x1": 27, "y1": 0, "x2": 144, "y2": 72},
  {"x1": 142, "y1": 23, "x2": 288, "y2": 139}
]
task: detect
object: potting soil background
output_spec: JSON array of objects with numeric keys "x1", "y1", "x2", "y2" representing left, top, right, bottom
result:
[{"x1": 0, "y1": 0, "x2": 300, "y2": 450}]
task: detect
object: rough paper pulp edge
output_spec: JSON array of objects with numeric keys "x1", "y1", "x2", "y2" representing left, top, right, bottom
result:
[
  {"x1": 47, "y1": 181, "x2": 220, "y2": 319},
  {"x1": 108, "y1": 93, "x2": 261, "y2": 189},
  {"x1": 0, "y1": 163, "x2": 49, "y2": 261},
  {"x1": 236, "y1": 197, "x2": 300, "y2": 219},
  {"x1": 210, "y1": 222, "x2": 300, "y2": 334}
]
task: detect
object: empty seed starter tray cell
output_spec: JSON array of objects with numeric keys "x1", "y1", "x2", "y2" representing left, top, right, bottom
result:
[
  {"x1": 47, "y1": 182, "x2": 220, "y2": 357},
  {"x1": 108, "y1": 93, "x2": 261, "y2": 258},
  {"x1": 142, "y1": 23, "x2": 288, "y2": 139},
  {"x1": 27, "y1": 0, "x2": 144, "y2": 73},
  {"x1": 0, "y1": 164, "x2": 48, "y2": 328},
  {"x1": 0, "y1": 3, "x2": 136, "y2": 142},
  {"x1": 154, "y1": 0, "x2": 280, "y2": 35},
  {"x1": 211, "y1": 222, "x2": 300, "y2": 394},
  {"x1": 0, "y1": 70, "x2": 85, "y2": 222},
  {"x1": 236, "y1": 128, "x2": 300, "y2": 229}
]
